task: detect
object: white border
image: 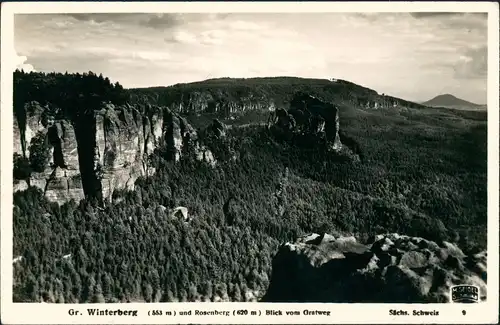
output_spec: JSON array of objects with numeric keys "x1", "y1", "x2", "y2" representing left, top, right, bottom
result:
[{"x1": 1, "y1": 2, "x2": 498, "y2": 324}]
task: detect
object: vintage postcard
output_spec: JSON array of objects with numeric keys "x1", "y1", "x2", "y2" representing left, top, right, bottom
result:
[{"x1": 1, "y1": 1, "x2": 498, "y2": 324}]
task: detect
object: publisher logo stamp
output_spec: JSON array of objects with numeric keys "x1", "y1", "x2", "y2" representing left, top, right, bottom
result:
[{"x1": 450, "y1": 285, "x2": 480, "y2": 303}]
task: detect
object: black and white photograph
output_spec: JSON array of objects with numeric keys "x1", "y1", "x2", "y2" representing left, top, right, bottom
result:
[{"x1": 2, "y1": 2, "x2": 499, "y2": 324}]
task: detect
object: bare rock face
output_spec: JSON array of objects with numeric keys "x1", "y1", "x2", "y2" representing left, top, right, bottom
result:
[
  {"x1": 289, "y1": 93, "x2": 342, "y2": 150},
  {"x1": 44, "y1": 167, "x2": 85, "y2": 202},
  {"x1": 13, "y1": 102, "x2": 46, "y2": 158},
  {"x1": 44, "y1": 120, "x2": 84, "y2": 202},
  {"x1": 14, "y1": 101, "x2": 215, "y2": 204},
  {"x1": 167, "y1": 89, "x2": 276, "y2": 116},
  {"x1": 263, "y1": 233, "x2": 487, "y2": 303},
  {"x1": 163, "y1": 109, "x2": 183, "y2": 162},
  {"x1": 195, "y1": 145, "x2": 216, "y2": 167},
  {"x1": 94, "y1": 103, "x2": 147, "y2": 201},
  {"x1": 48, "y1": 120, "x2": 80, "y2": 170},
  {"x1": 94, "y1": 104, "x2": 214, "y2": 202},
  {"x1": 13, "y1": 111, "x2": 85, "y2": 204},
  {"x1": 270, "y1": 93, "x2": 343, "y2": 151},
  {"x1": 13, "y1": 180, "x2": 29, "y2": 192},
  {"x1": 170, "y1": 206, "x2": 191, "y2": 222},
  {"x1": 13, "y1": 117, "x2": 24, "y2": 157},
  {"x1": 160, "y1": 109, "x2": 215, "y2": 166}
]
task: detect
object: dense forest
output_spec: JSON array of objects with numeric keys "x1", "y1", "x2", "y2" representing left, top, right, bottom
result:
[
  {"x1": 12, "y1": 70, "x2": 487, "y2": 303},
  {"x1": 14, "y1": 70, "x2": 127, "y2": 122}
]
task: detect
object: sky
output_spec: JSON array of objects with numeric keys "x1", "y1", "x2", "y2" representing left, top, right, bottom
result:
[{"x1": 14, "y1": 12, "x2": 488, "y2": 104}]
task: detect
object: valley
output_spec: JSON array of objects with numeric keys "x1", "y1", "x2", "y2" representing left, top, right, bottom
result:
[{"x1": 12, "y1": 71, "x2": 488, "y2": 303}]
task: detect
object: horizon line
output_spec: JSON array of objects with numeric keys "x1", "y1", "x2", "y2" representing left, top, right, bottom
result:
[{"x1": 14, "y1": 68, "x2": 487, "y2": 106}]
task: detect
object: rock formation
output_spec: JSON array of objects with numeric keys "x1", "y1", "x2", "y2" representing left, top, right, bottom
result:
[
  {"x1": 208, "y1": 119, "x2": 227, "y2": 138},
  {"x1": 272, "y1": 108, "x2": 297, "y2": 132},
  {"x1": 94, "y1": 103, "x2": 151, "y2": 201},
  {"x1": 263, "y1": 233, "x2": 487, "y2": 303},
  {"x1": 13, "y1": 102, "x2": 216, "y2": 204},
  {"x1": 163, "y1": 88, "x2": 277, "y2": 116},
  {"x1": 269, "y1": 93, "x2": 343, "y2": 152},
  {"x1": 13, "y1": 103, "x2": 86, "y2": 202},
  {"x1": 170, "y1": 206, "x2": 190, "y2": 222},
  {"x1": 13, "y1": 101, "x2": 46, "y2": 159},
  {"x1": 198, "y1": 119, "x2": 238, "y2": 163},
  {"x1": 130, "y1": 76, "x2": 428, "y2": 116},
  {"x1": 289, "y1": 93, "x2": 342, "y2": 150}
]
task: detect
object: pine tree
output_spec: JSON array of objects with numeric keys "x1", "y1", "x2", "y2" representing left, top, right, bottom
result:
[
  {"x1": 91, "y1": 284, "x2": 105, "y2": 303},
  {"x1": 143, "y1": 282, "x2": 153, "y2": 302},
  {"x1": 232, "y1": 282, "x2": 242, "y2": 301},
  {"x1": 274, "y1": 167, "x2": 289, "y2": 217}
]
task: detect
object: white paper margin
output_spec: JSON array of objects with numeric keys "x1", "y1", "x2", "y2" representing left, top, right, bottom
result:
[{"x1": 1, "y1": 1, "x2": 498, "y2": 324}]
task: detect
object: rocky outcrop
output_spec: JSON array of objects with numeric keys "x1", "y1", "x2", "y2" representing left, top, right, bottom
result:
[
  {"x1": 13, "y1": 101, "x2": 46, "y2": 158},
  {"x1": 13, "y1": 102, "x2": 215, "y2": 204},
  {"x1": 269, "y1": 93, "x2": 343, "y2": 152},
  {"x1": 27, "y1": 121, "x2": 83, "y2": 202},
  {"x1": 13, "y1": 118, "x2": 25, "y2": 158},
  {"x1": 129, "y1": 77, "x2": 430, "y2": 116},
  {"x1": 170, "y1": 206, "x2": 190, "y2": 222},
  {"x1": 13, "y1": 110, "x2": 86, "y2": 203},
  {"x1": 162, "y1": 109, "x2": 215, "y2": 166},
  {"x1": 208, "y1": 119, "x2": 227, "y2": 138},
  {"x1": 163, "y1": 109, "x2": 184, "y2": 162},
  {"x1": 43, "y1": 167, "x2": 85, "y2": 202},
  {"x1": 269, "y1": 108, "x2": 297, "y2": 133},
  {"x1": 165, "y1": 89, "x2": 277, "y2": 116},
  {"x1": 289, "y1": 93, "x2": 342, "y2": 150},
  {"x1": 263, "y1": 233, "x2": 487, "y2": 303},
  {"x1": 94, "y1": 103, "x2": 149, "y2": 201}
]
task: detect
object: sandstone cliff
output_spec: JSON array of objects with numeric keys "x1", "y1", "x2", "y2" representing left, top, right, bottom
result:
[
  {"x1": 263, "y1": 233, "x2": 487, "y2": 303},
  {"x1": 13, "y1": 102, "x2": 215, "y2": 204},
  {"x1": 13, "y1": 103, "x2": 85, "y2": 202},
  {"x1": 134, "y1": 81, "x2": 281, "y2": 116},
  {"x1": 130, "y1": 77, "x2": 426, "y2": 116},
  {"x1": 267, "y1": 93, "x2": 362, "y2": 160},
  {"x1": 165, "y1": 89, "x2": 277, "y2": 115}
]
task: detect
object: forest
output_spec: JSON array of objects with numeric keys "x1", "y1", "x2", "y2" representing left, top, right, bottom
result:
[{"x1": 12, "y1": 70, "x2": 487, "y2": 303}]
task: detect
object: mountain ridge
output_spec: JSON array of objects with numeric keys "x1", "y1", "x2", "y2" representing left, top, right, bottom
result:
[{"x1": 128, "y1": 76, "x2": 427, "y2": 114}]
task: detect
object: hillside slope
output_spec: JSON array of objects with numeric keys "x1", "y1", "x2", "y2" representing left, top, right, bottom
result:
[
  {"x1": 129, "y1": 76, "x2": 426, "y2": 115},
  {"x1": 12, "y1": 71, "x2": 487, "y2": 303}
]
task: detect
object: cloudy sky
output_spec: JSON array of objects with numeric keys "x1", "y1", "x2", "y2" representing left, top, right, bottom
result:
[{"x1": 14, "y1": 12, "x2": 488, "y2": 103}]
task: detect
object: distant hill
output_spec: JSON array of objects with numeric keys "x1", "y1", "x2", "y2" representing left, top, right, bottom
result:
[
  {"x1": 128, "y1": 76, "x2": 426, "y2": 115},
  {"x1": 423, "y1": 94, "x2": 486, "y2": 110}
]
